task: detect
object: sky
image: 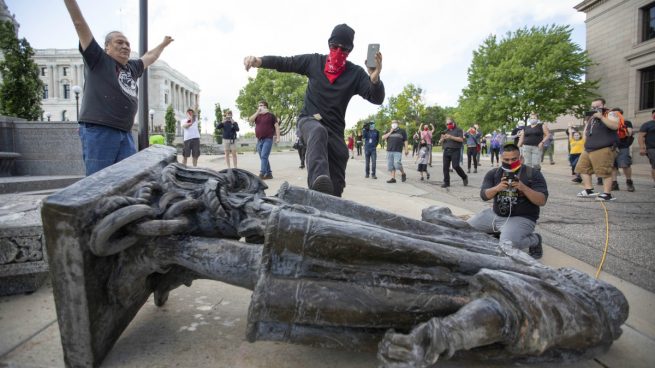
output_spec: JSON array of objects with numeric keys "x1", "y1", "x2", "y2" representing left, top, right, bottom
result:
[{"x1": 5, "y1": 0, "x2": 586, "y2": 134}]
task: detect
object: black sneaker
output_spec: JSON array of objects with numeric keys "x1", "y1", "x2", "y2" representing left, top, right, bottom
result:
[
  {"x1": 529, "y1": 234, "x2": 543, "y2": 259},
  {"x1": 627, "y1": 179, "x2": 635, "y2": 192},
  {"x1": 387, "y1": 178, "x2": 396, "y2": 183},
  {"x1": 401, "y1": 173, "x2": 407, "y2": 182},
  {"x1": 463, "y1": 177, "x2": 468, "y2": 186},
  {"x1": 365, "y1": 174, "x2": 369, "y2": 178},
  {"x1": 596, "y1": 193, "x2": 616, "y2": 201},
  {"x1": 440, "y1": 183, "x2": 450, "y2": 188},
  {"x1": 420, "y1": 177, "x2": 424, "y2": 181},
  {"x1": 571, "y1": 176, "x2": 582, "y2": 183},
  {"x1": 372, "y1": 175, "x2": 377, "y2": 179},
  {"x1": 611, "y1": 181, "x2": 619, "y2": 191},
  {"x1": 311, "y1": 175, "x2": 333, "y2": 195}
]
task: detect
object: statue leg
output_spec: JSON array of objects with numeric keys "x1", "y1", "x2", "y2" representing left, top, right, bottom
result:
[{"x1": 377, "y1": 297, "x2": 507, "y2": 367}]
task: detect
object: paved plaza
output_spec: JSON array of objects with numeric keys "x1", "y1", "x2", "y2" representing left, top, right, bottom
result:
[{"x1": 1, "y1": 149, "x2": 653, "y2": 367}]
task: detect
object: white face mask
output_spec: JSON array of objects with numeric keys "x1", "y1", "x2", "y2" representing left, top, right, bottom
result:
[
  {"x1": 528, "y1": 118, "x2": 538, "y2": 126},
  {"x1": 391, "y1": 123, "x2": 398, "y2": 129}
]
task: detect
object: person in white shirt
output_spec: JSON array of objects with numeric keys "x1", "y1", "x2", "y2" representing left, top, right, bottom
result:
[{"x1": 181, "y1": 108, "x2": 201, "y2": 167}]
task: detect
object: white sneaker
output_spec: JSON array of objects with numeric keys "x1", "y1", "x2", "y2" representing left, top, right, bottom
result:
[
  {"x1": 596, "y1": 193, "x2": 616, "y2": 201},
  {"x1": 577, "y1": 189, "x2": 599, "y2": 197}
]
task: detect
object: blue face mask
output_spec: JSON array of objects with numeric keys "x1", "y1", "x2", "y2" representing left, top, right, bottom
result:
[{"x1": 370, "y1": 124, "x2": 375, "y2": 129}]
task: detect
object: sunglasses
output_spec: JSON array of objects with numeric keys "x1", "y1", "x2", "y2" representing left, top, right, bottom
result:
[{"x1": 329, "y1": 43, "x2": 351, "y2": 53}]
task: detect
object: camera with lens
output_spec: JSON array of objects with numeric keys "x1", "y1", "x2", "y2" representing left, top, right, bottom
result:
[{"x1": 584, "y1": 107, "x2": 607, "y2": 117}]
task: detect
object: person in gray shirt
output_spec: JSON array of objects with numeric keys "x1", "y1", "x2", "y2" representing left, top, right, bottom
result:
[{"x1": 64, "y1": 0, "x2": 174, "y2": 175}]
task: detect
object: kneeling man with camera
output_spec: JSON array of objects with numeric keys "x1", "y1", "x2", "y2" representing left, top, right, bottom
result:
[{"x1": 467, "y1": 142, "x2": 548, "y2": 259}]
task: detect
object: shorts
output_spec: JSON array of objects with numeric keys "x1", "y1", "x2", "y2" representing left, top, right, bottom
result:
[
  {"x1": 648, "y1": 148, "x2": 655, "y2": 169},
  {"x1": 223, "y1": 139, "x2": 238, "y2": 153},
  {"x1": 418, "y1": 163, "x2": 427, "y2": 172},
  {"x1": 386, "y1": 151, "x2": 403, "y2": 171},
  {"x1": 614, "y1": 147, "x2": 632, "y2": 168},
  {"x1": 183, "y1": 138, "x2": 200, "y2": 158},
  {"x1": 574, "y1": 146, "x2": 617, "y2": 178}
]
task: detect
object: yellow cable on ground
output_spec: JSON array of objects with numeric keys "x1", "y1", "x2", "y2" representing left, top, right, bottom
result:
[{"x1": 595, "y1": 201, "x2": 610, "y2": 279}]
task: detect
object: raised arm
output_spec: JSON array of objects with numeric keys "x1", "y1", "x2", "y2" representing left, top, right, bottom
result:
[
  {"x1": 63, "y1": 0, "x2": 93, "y2": 50},
  {"x1": 141, "y1": 36, "x2": 174, "y2": 68}
]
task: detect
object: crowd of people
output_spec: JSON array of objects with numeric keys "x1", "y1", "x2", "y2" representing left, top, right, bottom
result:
[{"x1": 64, "y1": 0, "x2": 653, "y2": 263}]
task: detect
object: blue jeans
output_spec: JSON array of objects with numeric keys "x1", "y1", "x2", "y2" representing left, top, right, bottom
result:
[
  {"x1": 79, "y1": 123, "x2": 136, "y2": 176},
  {"x1": 365, "y1": 149, "x2": 377, "y2": 176},
  {"x1": 256, "y1": 137, "x2": 273, "y2": 175}
]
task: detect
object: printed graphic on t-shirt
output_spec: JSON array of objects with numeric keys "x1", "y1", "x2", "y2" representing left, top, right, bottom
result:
[
  {"x1": 117, "y1": 66, "x2": 138, "y2": 98},
  {"x1": 495, "y1": 190, "x2": 518, "y2": 216}
]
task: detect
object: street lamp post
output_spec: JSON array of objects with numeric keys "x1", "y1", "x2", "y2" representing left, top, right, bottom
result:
[
  {"x1": 72, "y1": 85, "x2": 82, "y2": 121},
  {"x1": 149, "y1": 109, "x2": 155, "y2": 132},
  {"x1": 46, "y1": 112, "x2": 51, "y2": 122}
]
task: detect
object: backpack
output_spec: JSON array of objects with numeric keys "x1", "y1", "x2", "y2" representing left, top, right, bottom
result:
[{"x1": 614, "y1": 111, "x2": 629, "y2": 140}]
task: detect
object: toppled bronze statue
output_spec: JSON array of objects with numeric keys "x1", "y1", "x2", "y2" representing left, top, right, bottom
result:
[{"x1": 42, "y1": 146, "x2": 628, "y2": 368}]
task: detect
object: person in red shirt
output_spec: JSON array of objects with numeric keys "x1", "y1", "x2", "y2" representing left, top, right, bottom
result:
[{"x1": 248, "y1": 100, "x2": 280, "y2": 180}]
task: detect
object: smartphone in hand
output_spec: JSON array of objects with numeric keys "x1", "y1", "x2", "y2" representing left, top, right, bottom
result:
[{"x1": 366, "y1": 43, "x2": 380, "y2": 68}]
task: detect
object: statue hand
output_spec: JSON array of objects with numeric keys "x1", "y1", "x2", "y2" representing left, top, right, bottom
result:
[{"x1": 377, "y1": 320, "x2": 442, "y2": 368}]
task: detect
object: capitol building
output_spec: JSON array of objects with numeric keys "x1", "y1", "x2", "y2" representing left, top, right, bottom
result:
[
  {"x1": 1, "y1": 0, "x2": 199, "y2": 133},
  {"x1": 34, "y1": 49, "x2": 200, "y2": 134}
]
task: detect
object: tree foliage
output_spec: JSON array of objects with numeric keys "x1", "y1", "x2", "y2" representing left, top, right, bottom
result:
[
  {"x1": 0, "y1": 21, "x2": 43, "y2": 120},
  {"x1": 164, "y1": 104, "x2": 176, "y2": 146},
  {"x1": 235, "y1": 69, "x2": 307, "y2": 136},
  {"x1": 353, "y1": 83, "x2": 454, "y2": 143},
  {"x1": 458, "y1": 25, "x2": 597, "y2": 133}
]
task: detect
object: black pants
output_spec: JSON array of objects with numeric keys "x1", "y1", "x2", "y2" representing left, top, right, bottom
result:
[
  {"x1": 490, "y1": 148, "x2": 500, "y2": 165},
  {"x1": 297, "y1": 145, "x2": 306, "y2": 167},
  {"x1": 443, "y1": 147, "x2": 467, "y2": 185},
  {"x1": 299, "y1": 117, "x2": 349, "y2": 197},
  {"x1": 467, "y1": 146, "x2": 478, "y2": 170}
]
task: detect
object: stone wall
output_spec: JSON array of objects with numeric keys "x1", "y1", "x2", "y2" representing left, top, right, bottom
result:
[{"x1": 0, "y1": 120, "x2": 84, "y2": 176}]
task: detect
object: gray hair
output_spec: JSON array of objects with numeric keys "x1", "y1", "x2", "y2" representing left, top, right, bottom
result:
[{"x1": 104, "y1": 31, "x2": 123, "y2": 47}]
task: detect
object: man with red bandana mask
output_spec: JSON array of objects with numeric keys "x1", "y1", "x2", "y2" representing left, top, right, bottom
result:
[
  {"x1": 438, "y1": 117, "x2": 468, "y2": 187},
  {"x1": 243, "y1": 24, "x2": 384, "y2": 197},
  {"x1": 467, "y1": 142, "x2": 549, "y2": 259}
]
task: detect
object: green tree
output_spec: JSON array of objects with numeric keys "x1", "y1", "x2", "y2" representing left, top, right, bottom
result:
[
  {"x1": 458, "y1": 25, "x2": 597, "y2": 133},
  {"x1": 213, "y1": 102, "x2": 222, "y2": 144},
  {"x1": 0, "y1": 21, "x2": 43, "y2": 120},
  {"x1": 164, "y1": 104, "x2": 176, "y2": 146},
  {"x1": 387, "y1": 84, "x2": 426, "y2": 135},
  {"x1": 235, "y1": 69, "x2": 307, "y2": 135}
]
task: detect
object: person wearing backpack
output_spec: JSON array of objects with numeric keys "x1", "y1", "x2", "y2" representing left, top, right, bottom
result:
[
  {"x1": 467, "y1": 142, "x2": 548, "y2": 259},
  {"x1": 609, "y1": 107, "x2": 635, "y2": 192}
]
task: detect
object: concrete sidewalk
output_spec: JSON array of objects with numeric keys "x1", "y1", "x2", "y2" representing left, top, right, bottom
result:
[{"x1": 1, "y1": 150, "x2": 653, "y2": 367}]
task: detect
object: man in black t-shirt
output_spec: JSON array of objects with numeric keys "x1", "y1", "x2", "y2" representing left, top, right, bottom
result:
[
  {"x1": 243, "y1": 24, "x2": 385, "y2": 197},
  {"x1": 468, "y1": 143, "x2": 549, "y2": 259},
  {"x1": 574, "y1": 98, "x2": 620, "y2": 201},
  {"x1": 438, "y1": 117, "x2": 468, "y2": 188},
  {"x1": 638, "y1": 109, "x2": 655, "y2": 187},
  {"x1": 381, "y1": 121, "x2": 408, "y2": 183},
  {"x1": 64, "y1": 0, "x2": 174, "y2": 176},
  {"x1": 216, "y1": 110, "x2": 240, "y2": 169}
]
